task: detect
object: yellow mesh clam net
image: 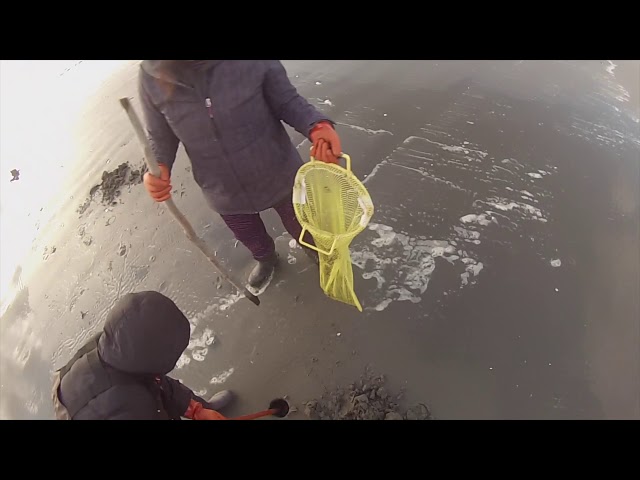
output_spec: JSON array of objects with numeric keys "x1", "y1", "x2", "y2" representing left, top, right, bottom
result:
[{"x1": 293, "y1": 154, "x2": 374, "y2": 312}]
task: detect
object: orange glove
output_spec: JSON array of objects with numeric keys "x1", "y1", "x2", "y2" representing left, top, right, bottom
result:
[
  {"x1": 143, "y1": 163, "x2": 172, "y2": 202},
  {"x1": 184, "y1": 399, "x2": 228, "y2": 420},
  {"x1": 193, "y1": 407, "x2": 227, "y2": 420},
  {"x1": 310, "y1": 122, "x2": 342, "y2": 164}
]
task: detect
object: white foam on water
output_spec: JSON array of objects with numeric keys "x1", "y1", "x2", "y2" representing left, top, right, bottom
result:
[
  {"x1": 453, "y1": 226, "x2": 481, "y2": 244},
  {"x1": 460, "y1": 213, "x2": 493, "y2": 226},
  {"x1": 351, "y1": 223, "x2": 484, "y2": 312},
  {"x1": 192, "y1": 349, "x2": 208, "y2": 362},
  {"x1": 210, "y1": 367, "x2": 235, "y2": 385},
  {"x1": 404, "y1": 256, "x2": 436, "y2": 294},
  {"x1": 188, "y1": 328, "x2": 215, "y2": 350},
  {"x1": 527, "y1": 172, "x2": 543, "y2": 179},
  {"x1": 186, "y1": 330, "x2": 215, "y2": 363},
  {"x1": 176, "y1": 355, "x2": 191, "y2": 369},
  {"x1": 362, "y1": 270, "x2": 385, "y2": 289},
  {"x1": 380, "y1": 153, "x2": 468, "y2": 192},
  {"x1": 374, "y1": 299, "x2": 393, "y2": 311},
  {"x1": 219, "y1": 292, "x2": 244, "y2": 310},
  {"x1": 317, "y1": 98, "x2": 334, "y2": 106},
  {"x1": 287, "y1": 254, "x2": 297, "y2": 265},
  {"x1": 445, "y1": 255, "x2": 460, "y2": 264},
  {"x1": 561, "y1": 116, "x2": 640, "y2": 150},
  {"x1": 467, "y1": 261, "x2": 484, "y2": 276},
  {"x1": 363, "y1": 159, "x2": 389, "y2": 185},
  {"x1": 175, "y1": 293, "x2": 242, "y2": 369},
  {"x1": 615, "y1": 91, "x2": 630, "y2": 103},
  {"x1": 550, "y1": 258, "x2": 562, "y2": 267},
  {"x1": 406, "y1": 136, "x2": 489, "y2": 159},
  {"x1": 336, "y1": 122, "x2": 394, "y2": 136},
  {"x1": 594, "y1": 63, "x2": 633, "y2": 107},
  {"x1": 460, "y1": 258, "x2": 484, "y2": 286},
  {"x1": 485, "y1": 198, "x2": 546, "y2": 222}
]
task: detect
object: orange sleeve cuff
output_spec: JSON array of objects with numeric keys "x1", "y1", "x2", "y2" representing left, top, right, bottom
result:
[
  {"x1": 310, "y1": 121, "x2": 334, "y2": 135},
  {"x1": 184, "y1": 399, "x2": 202, "y2": 419}
]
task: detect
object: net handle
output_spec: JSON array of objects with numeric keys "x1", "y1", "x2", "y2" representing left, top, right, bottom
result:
[
  {"x1": 340, "y1": 153, "x2": 351, "y2": 172},
  {"x1": 299, "y1": 228, "x2": 338, "y2": 256},
  {"x1": 309, "y1": 150, "x2": 352, "y2": 173}
]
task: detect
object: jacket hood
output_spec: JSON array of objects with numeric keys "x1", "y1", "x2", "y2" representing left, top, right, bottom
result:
[
  {"x1": 98, "y1": 291, "x2": 190, "y2": 375},
  {"x1": 140, "y1": 60, "x2": 222, "y2": 86}
]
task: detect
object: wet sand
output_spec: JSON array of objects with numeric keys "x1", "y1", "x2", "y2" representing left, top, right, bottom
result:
[{"x1": 1, "y1": 60, "x2": 638, "y2": 419}]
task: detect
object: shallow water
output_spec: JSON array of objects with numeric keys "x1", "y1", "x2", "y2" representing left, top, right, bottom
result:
[{"x1": 1, "y1": 60, "x2": 638, "y2": 419}]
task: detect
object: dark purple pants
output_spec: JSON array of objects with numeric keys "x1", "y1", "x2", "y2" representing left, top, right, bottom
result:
[{"x1": 220, "y1": 197, "x2": 305, "y2": 261}]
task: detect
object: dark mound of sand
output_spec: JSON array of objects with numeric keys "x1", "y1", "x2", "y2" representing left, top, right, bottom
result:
[
  {"x1": 77, "y1": 162, "x2": 147, "y2": 215},
  {"x1": 304, "y1": 368, "x2": 432, "y2": 420}
]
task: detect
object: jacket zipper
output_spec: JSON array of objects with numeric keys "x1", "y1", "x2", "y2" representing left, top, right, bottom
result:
[
  {"x1": 205, "y1": 97, "x2": 218, "y2": 135},
  {"x1": 205, "y1": 97, "x2": 214, "y2": 120},
  {"x1": 203, "y1": 96, "x2": 257, "y2": 211}
]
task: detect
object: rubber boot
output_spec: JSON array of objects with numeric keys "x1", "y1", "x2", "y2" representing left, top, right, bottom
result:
[
  {"x1": 207, "y1": 390, "x2": 234, "y2": 411},
  {"x1": 248, "y1": 252, "x2": 278, "y2": 289}
]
